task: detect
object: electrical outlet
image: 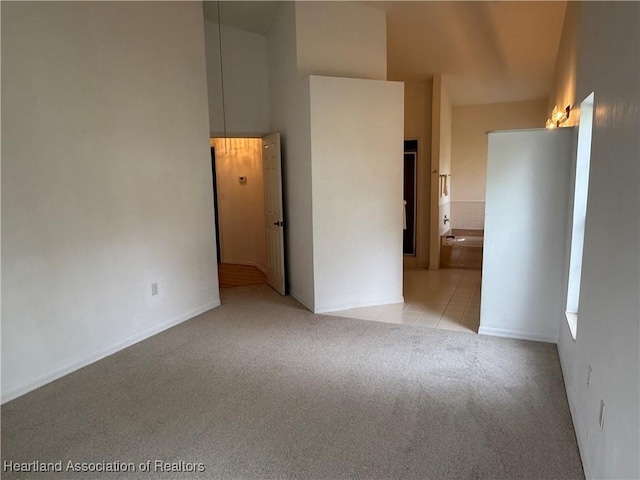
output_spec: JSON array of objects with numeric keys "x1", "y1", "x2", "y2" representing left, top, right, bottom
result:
[
  {"x1": 587, "y1": 365, "x2": 592, "y2": 387},
  {"x1": 151, "y1": 283, "x2": 158, "y2": 296},
  {"x1": 599, "y1": 400, "x2": 605, "y2": 430}
]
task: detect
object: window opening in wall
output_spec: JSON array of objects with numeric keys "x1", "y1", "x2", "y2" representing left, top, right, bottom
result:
[{"x1": 565, "y1": 92, "x2": 595, "y2": 340}]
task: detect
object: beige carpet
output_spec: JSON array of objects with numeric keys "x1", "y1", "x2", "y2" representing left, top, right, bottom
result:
[{"x1": 1, "y1": 285, "x2": 584, "y2": 479}]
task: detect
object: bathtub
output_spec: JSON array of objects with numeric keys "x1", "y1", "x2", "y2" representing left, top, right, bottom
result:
[{"x1": 440, "y1": 229, "x2": 484, "y2": 270}]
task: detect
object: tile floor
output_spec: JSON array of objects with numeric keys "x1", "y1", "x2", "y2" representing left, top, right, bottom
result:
[{"x1": 324, "y1": 268, "x2": 481, "y2": 334}]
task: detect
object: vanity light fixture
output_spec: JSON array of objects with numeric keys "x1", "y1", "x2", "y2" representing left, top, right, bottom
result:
[{"x1": 545, "y1": 105, "x2": 571, "y2": 129}]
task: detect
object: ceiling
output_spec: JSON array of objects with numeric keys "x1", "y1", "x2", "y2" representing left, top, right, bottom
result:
[
  {"x1": 202, "y1": 1, "x2": 281, "y2": 36},
  {"x1": 373, "y1": 1, "x2": 567, "y2": 105},
  {"x1": 203, "y1": 1, "x2": 567, "y2": 106}
]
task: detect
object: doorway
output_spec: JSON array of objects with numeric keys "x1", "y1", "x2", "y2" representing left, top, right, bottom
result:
[
  {"x1": 210, "y1": 136, "x2": 286, "y2": 294},
  {"x1": 403, "y1": 140, "x2": 418, "y2": 256},
  {"x1": 210, "y1": 146, "x2": 222, "y2": 264}
]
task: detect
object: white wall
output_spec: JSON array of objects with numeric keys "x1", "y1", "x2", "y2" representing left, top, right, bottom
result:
[
  {"x1": 310, "y1": 76, "x2": 404, "y2": 313},
  {"x1": 438, "y1": 85, "x2": 453, "y2": 187},
  {"x1": 430, "y1": 75, "x2": 453, "y2": 268},
  {"x1": 204, "y1": 20, "x2": 269, "y2": 137},
  {"x1": 451, "y1": 100, "x2": 547, "y2": 202},
  {"x1": 450, "y1": 99, "x2": 547, "y2": 230},
  {"x1": 211, "y1": 139, "x2": 266, "y2": 272},
  {"x1": 295, "y1": 1, "x2": 387, "y2": 81},
  {"x1": 551, "y1": 3, "x2": 640, "y2": 479},
  {"x1": 267, "y1": 1, "x2": 389, "y2": 310},
  {"x1": 267, "y1": 2, "x2": 315, "y2": 309},
  {"x1": 403, "y1": 80, "x2": 433, "y2": 269},
  {"x1": 548, "y1": 2, "x2": 579, "y2": 120},
  {"x1": 480, "y1": 128, "x2": 573, "y2": 343},
  {"x1": 438, "y1": 78, "x2": 452, "y2": 240},
  {"x1": 1, "y1": 2, "x2": 219, "y2": 402}
]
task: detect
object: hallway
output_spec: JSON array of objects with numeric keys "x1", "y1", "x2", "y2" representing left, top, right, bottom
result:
[
  {"x1": 218, "y1": 263, "x2": 267, "y2": 288},
  {"x1": 325, "y1": 269, "x2": 481, "y2": 333}
]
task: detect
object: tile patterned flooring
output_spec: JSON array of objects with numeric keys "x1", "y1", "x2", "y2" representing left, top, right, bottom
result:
[{"x1": 324, "y1": 268, "x2": 481, "y2": 334}]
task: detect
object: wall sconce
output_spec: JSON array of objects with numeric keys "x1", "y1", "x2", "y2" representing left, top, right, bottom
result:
[{"x1": 546, "y1": 105, "x2": 571, "y2": 129}]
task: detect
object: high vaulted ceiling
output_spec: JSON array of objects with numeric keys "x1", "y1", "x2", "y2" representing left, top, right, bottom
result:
[
  {"x1": 203, "y1": 1, "x2": 281, "y2": 36},
  {"x1": 204, "y1": 1, "x2": 567, "y2": 106},
  {"x1": 374, "y1": 1, "x2": 567, "y2": 105}
]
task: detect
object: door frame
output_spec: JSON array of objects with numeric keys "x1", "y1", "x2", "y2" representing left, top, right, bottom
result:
[
  {"x1": 210, "y1": 146, "x2": 222, "y2": 263},
  {"x1": 209, "y1": 135, "x2": 286, "y2": 295}
]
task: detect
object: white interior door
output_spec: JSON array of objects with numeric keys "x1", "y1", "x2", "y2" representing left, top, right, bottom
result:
[{"x1": 262, "y1": 133, "x2": 286, "y2": 295}]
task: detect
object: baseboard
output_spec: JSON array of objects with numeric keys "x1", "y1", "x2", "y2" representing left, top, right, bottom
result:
[
  {"x1": 1, "y1": 298, "x2": 221, "y2": 405},
  {"x1": 314, "y1": 296, "x2": 404, "y2": 314},
  {"x1": 478, "y1": 325, "x2": 558, "y2": 344},
  {"x1": 221, "y1": 259, "x2": 267, "y2": 275}
]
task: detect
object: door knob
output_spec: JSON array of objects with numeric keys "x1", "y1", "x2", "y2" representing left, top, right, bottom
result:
[{"x1": 273, "y1": 221, "x2": 283, "y2": 227}]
